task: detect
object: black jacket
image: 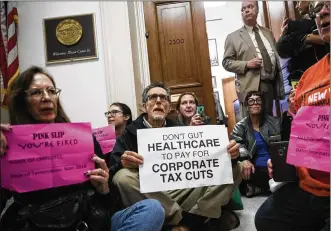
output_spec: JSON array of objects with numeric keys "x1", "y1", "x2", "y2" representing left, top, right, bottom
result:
[
  {"x1": 276, "y1": 18, "x2": 329, "y2": 81},
  {"x1": 109, "y1": 113, "x2": 179, "y2": 178},
  {"x1": 231, "y1": 115, "x2": 281, "y2": 161}
]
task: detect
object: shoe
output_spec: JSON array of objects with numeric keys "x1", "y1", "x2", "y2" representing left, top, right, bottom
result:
[
  {"x1": 180, "y1": 212, "x2": 205, "y2": 231},
  {"x1": 203, "y1": 210, "x2": 240, "y2": 231},
  {"x1": 269, "y1": 178, "x2": 288, "y2": 193},
  {"x1": 246, "y1": 184, "x2": 263, "y2": 198},
  {"x1": 162, "y1": 225, "x2": 190, "y2": 231}
]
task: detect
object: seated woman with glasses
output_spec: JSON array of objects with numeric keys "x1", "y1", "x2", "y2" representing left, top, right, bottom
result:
[
  {"x1": 175, "y1": 92, "x2": 211, "y2": 126},
  {"x1": 105, "y1": 103, "x2": 132, "y2": 137},
  {"x1": 0, "y1": 66, "x2": 165, "y2": 231},
  {"x1": 231, "y1": 91, "x2": 281, "y2": 198}
]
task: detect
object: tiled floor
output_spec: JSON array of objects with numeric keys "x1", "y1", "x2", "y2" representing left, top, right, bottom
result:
[{"x1": 233, "y1": 196, "x2": 268, "y2": 231}]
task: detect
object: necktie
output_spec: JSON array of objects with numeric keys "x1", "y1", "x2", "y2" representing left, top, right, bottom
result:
[{"x1": 253, "y1": 26, "x2": 272, "y2": 73}]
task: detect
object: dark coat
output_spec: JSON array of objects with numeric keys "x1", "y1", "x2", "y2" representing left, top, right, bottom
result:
[
  {"x1": 276, "y1": 18, "x2": 329, "y2": 81},
  {"x1": 231, "y1": 115, "x2": 281, "y2": 161},
  {"x1": 109, "y1": 113, "x2": 179, "y2": 178}
]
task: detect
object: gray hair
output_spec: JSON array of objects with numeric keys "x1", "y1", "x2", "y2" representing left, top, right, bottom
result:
[{"x1": 142, "y1": 82, "x2": 171, "y2": 103}]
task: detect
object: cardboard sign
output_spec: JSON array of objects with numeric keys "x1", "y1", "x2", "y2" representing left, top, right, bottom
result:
[
  {"x1": 287, "y1": 106, "x2": 330, "y2": 172},
  {"x1": 92, "y1": 125, "x2": 116, "y2": 154},
  {"x1": 0, "y1": 123, "x2": 95, "y2": 192},
  {"x1": 137, "y1": 125, "x2": 233, "y2": 193}
]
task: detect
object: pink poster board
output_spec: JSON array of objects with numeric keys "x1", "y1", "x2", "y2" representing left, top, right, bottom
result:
[
  {"x1": 0, "y1": 122, "x2": 95, "y2": 193},
  {"x1": 287, "y1": 106, "x2": 330, "y2": 172},
  {"x1": 92, "y1": 125, "x2": 116, "y2": 154}
]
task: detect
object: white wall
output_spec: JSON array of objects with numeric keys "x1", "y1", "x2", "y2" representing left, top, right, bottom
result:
[
  {"x1": 14, "y1": 2, "x2": 109, "y2": 128},
  {"x1": 204, "y1": 1, "x2": 262, "y2": 110}
]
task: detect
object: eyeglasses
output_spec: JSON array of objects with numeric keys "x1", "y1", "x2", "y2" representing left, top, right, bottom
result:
[
  {"x1": 146, "y1": 94, "x2": 170, "y2": 103},
  {"x1": 104, "y1": 110, "x2": 123, "y2": 117},
  {"x1": 312, "y1": 1, "x2": 330, "y2": 18},
  {"x1": 247, "y1": 98, "x2": 262, "y2": 106},
  {"x1": 25, "y1": 87, "x2": 61, "y2": 99}
]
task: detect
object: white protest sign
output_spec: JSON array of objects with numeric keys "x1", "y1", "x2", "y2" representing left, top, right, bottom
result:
[{"x1": 137, "y1": 125, "x2": 233, "y2": 193}]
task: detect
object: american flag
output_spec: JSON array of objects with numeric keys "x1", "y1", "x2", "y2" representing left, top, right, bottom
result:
[{"x1": 0, "y1": 1, "x2": 19, "y2": 109}]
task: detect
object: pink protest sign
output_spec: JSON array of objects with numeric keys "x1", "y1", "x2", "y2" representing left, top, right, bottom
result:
[
  {"x1": 287, "y1": 106, "x2": 330, "y2": 172},
  {"x1": 92, "y1": 125, "x2": 116, "y2": 154},
  {"x1": 0, "y1": 123, "x2": 95, "y2": 193}
]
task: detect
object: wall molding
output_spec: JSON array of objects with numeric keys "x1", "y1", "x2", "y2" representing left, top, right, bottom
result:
[
  {"x1": 99, "y1": 1, "x2": 138, "y2": 117},
  {"x1": 132, "y1": 1, "x2": 150, "y2": 88}
]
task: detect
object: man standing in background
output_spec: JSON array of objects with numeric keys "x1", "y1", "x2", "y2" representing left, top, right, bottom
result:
[
  {"x1": 222, "y1": 1, "x2": 285, "y2": 118},
  {"x1": 277, "y1": 1, "x2": 329, "y2": 141},
  {"x1": 277, "y1": 0, "x2": 329, "y2": 87}
]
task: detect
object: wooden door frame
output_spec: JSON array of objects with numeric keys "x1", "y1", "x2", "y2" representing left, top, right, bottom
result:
[{"x1": 143, "y1": 1, "x2": 217, "y2": 123}]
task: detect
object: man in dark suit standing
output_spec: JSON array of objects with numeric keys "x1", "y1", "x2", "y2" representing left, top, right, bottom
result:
[{"x1": 222, "y1": 1, "x2": 285, "y2": 118}]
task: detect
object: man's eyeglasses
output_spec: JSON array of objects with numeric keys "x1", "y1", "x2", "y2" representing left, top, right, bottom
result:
[
  {"x1": 146, "y1": 94, "x2": 170, "y2": 103},
  {"x1": 247, "y1": 98, "x2": 262, "y2": 106},
  {"x1": 311, "y1": 1, "x2": 330, "y2": 18},
  {"x1": 25, "y1": 87, "x2": 61, "y2": 99},
  {"x1": 104, "y1": 110, "x2": 123, "y2": 117}
]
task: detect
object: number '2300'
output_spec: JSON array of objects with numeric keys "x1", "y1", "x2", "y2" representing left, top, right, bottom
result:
[{"x1": 169, "y1": 38, "x2": 184, "y2": 45}]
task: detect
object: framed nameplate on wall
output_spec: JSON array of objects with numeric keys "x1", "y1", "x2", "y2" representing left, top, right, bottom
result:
[{"x1": 43, "y1": 13, "x2": 98, "y2": 64}]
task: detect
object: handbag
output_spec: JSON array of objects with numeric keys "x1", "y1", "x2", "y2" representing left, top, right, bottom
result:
[{"x1": 13, "y1": 190, "x2": 111, "y2": 231}]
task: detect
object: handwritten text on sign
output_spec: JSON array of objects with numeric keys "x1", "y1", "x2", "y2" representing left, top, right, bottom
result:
[
  {"x1": 0, "y1": 123, "x2": 95, "y2": 193},
  {"x1": 137, "y1": 125, "x2": 233, "y2": 193},
  {"x1": 287, "y1": 106, "x2": 330, "y2": 172},
  {"x1": 92, "y1": 125, "x2": 116, "y2": 154}
]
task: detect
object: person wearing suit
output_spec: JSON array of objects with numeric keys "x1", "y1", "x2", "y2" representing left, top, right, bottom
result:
[{"x1": 222, "y1": 1, "x2": 285, "y2": 118}]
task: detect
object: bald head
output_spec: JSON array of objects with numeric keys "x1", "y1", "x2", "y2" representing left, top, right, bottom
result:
[{"x1": 241, "y1": 1, "x2": 259, "y2": 26}]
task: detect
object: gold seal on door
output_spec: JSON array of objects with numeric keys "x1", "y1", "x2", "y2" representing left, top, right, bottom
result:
[{"x1": 56, "y1": 19, "x2": 83, "y2": 46}]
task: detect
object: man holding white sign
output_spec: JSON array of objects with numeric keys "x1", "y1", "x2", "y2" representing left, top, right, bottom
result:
[
  {"x1": 137, "y1": 126, "x2": 234, "y2": 193},
  {"x1": 110, "y1": 83, "x2": 242, "y2": 231}
]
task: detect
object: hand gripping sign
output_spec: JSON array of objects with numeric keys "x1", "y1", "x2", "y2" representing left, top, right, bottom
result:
[
  {"x1": 0, "y1": 123, "x2": 95, "y2": 193},
  {"x1": 137, "y1": 125, "x2": 234, "y2": 193}
]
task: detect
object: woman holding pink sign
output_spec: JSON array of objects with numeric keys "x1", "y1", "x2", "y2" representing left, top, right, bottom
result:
[{"x1": 0, "y1": 66, "x2": 165, "y2": 231}]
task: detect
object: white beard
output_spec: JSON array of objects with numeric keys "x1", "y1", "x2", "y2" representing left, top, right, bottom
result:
[{"x1": 152, "y1": 114, "x2": 165, "y2": 121}]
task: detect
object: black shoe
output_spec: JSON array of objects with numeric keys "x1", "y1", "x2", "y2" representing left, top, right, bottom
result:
[
  {"x1": 203, "y1": 210, "x2": 240, "y2": 231},
  {"x1": 180, "y1": 212, "x2": 205, "y2": 231},
  {"x1": 246, "y1": 184, "x2": 263, "y2": 198},
  {"x1": 162, "y1": 225, "x2": 190, "y2": 231}
]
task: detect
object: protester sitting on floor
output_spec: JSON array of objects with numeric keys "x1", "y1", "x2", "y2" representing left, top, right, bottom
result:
[
  {"x1": 175, "y1": 92, "x2": 211, "y2": 126},
  {"x1": 232, "y1": 91, "x2": 281, "y2": 198},
  {"x1": 109, "y1": 82, "x2": 242, "y2": 231},
  {"x1": 105, "y1": 102, "x2": 132, "y2": 137},
  {"x1": 0, "y1": 66, "x2": 165, "y2": 231},
  {"x1": 255, "y1": 2, "x2": 330, "y2": 230},
  {"x1": 176, "y1": 92, "x2": 241, "y2": 226}
]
